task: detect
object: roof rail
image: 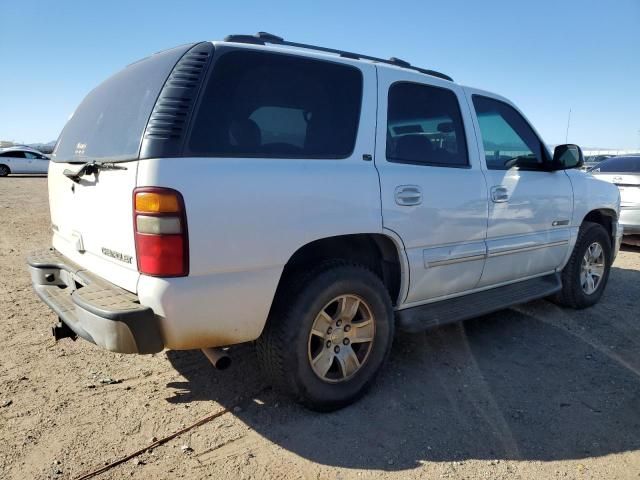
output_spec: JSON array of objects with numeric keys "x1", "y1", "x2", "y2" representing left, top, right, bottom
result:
[{"x1": 223, "y1": 32, "x2": 453, "y2": 82}]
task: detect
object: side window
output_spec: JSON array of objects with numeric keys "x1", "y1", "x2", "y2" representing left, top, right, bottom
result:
[
  {"x1": 472, "y1": 95, "x2": 549, "y2": 171},
  {"x1": 4, "y1": 151, "x2": 26, "y2": 158},
  {"x1": 188, "y1": 50, "x2": 363, "y2": 159},
  {"x1": 24, "y1": 152, "x2": 40, "y2": 159},
  {"x1": 386, "y1": 82, "x2": 468, "y2": 167}
]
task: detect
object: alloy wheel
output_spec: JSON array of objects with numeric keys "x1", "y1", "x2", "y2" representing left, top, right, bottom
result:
[{"x1": 307, "y1": 294, "x2": 375, "y2": 383}]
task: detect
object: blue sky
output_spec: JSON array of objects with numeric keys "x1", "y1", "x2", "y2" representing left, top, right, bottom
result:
[{"x1": 1, "y1": 0, "x2": 639, "y2": 149}]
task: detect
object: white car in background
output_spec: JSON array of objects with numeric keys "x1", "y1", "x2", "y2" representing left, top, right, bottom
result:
[
  {"x1": 0, "y1": 147, "x2": 50, "y2": 176},
  {"x1": 590, "y1": 155, "x2": 640, "y2": 236}
]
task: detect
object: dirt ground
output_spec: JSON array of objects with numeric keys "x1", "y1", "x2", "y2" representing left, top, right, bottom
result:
[{"x1": 1, "y1": 176, "x2": 640, "y2": 480}]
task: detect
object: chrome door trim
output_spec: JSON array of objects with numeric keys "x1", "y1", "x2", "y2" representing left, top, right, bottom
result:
[
  {"x1": 423, "y1": 241, "x2": 487, "y2": 268},
  {"x1": 487, "y1": 239, "x2": 569, "y2": 258}
]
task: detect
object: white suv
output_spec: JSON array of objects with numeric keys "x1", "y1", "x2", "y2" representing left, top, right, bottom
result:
[{"x1": 28, "y1": 33, "x2": 622, "y2": 410}]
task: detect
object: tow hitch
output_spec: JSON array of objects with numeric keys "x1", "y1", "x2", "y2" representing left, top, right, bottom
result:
[{"x1": 52, "y1": 320, "x2": 77, "y2": 341}]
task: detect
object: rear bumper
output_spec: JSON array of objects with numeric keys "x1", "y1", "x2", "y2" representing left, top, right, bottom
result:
[
  {"x1": 27, "y1": 249, "x2": 163, "y2": 354},
  {"x1": 620, "y1": 206, "x2": 640, "y2": 234}
]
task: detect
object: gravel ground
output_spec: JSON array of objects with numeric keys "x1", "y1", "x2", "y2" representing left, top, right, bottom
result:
[{"x1": 1, "y1": 176, "x2": 640, "y2": 480}]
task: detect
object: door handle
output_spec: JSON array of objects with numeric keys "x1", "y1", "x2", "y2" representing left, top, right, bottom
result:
[
  {"x1": 490, "y1": 186, "x2": 509, "y2": 203},
  {"x1": 395, "y1": 185, "x2": 422, "y2": 206}
]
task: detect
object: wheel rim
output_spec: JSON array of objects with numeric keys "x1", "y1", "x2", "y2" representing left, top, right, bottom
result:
[
  {"x1": 580, "y1": 241, "x2": 606, "y2": 295},
  {"x1": 0, "y1": 166, "x2": 8, "y2": 176},
  {"x1": 307, "y1": 294, "x2": 375, "y2": 383}
]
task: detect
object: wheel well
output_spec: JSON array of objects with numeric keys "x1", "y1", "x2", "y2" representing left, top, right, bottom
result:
[
  {"x1": 583, "y1": 209, "x2": 616, "y2": 245},
  {"x1": 277, "y1": 234, "x2": 403, "y2": 305}
]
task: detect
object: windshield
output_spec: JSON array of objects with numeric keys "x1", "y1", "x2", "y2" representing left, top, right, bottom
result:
[{"x1": 52, "y1": 44, "x2": 192, "y2": 163}]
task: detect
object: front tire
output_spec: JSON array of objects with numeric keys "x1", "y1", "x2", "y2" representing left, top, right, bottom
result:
[
  {"x1": 257, "y1": 262, "x2": 394, "y2": 411},
  {"x1": 0, "y1": 165, "x2": 10, "y2": 177},
  {"x1": 553, "y1": 221, "x2": 612, "y2": 309}
]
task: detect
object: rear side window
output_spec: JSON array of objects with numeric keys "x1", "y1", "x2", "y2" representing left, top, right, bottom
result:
[
  {"x1": 593, "y1": 156, "x2": 640, "y2": 173},
  {"x1": 386, "y1": 82, "x2": 468, "y2": 167},
  {"x1": 52, "y1": 44, "x2": 192, "y2": 163},
  {"x1": 1, "y1": 151, "x2": 25, "y2": 158},
  {"x1": 188, "y1": 50, "x2": 363, "y2": 159}
]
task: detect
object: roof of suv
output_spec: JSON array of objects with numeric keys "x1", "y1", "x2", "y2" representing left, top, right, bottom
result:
[{"x1": 216, "y1": 32, "x2": 454, "y2": 83}]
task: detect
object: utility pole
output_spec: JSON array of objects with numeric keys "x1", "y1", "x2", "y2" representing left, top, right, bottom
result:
[{"x1": 565, "y1": 108, "x2": 572, "y2": 144}]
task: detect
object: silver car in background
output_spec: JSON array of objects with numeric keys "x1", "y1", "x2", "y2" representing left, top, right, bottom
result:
[
  {"x1": 591, "y1": 156, "x2": 640, "y2": 235},
  {"x1": 0, "y1": 147, "x2": 50, "y2": 176}
]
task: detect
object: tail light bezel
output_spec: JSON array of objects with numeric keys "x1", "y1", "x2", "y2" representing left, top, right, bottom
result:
[{"x1": 133, "y1": 186, "x2": 189, "y2": 277}]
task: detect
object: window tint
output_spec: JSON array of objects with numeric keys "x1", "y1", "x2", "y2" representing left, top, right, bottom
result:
[
  {"x1": 593, "y1": 156, "x2": 640, "y2": 173},
  {"x1": 188, "y1": 50, "x2": 363, "y2": 159},
  {"x1": 52, "y1": 44, "x2": 191, "y2": 163},
  {"x1": 24, "y1": 152, "x2": 41, "y2": 159},
  {"x1": 386, "y1": 82, "x2": 468, "y2": 167},
  {"x1": 472, "y1": 95, "x2": 549, "y2": 170},
  {"x1": 2, "y1": 151, "x2": 25, "y2": 158}
]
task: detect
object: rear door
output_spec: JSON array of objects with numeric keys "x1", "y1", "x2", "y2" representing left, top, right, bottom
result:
[
  {"x1": 2, "y1": 151, "x2": 27, "y2": 173},
  {"x1": 466, "y1": 91, "x2": 573, "y2": 287},
  {"x1": 48, "y1": 44, "x2": 193, "y2": 292},
  {"x1": 375, "y1": 68, "x2": 488, "y2": 305}
]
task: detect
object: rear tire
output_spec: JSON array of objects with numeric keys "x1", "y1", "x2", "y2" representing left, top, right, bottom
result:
[
  {"x1": 0, "y1": 165, "x2": 10, "y2": 177},
  {"x1": 552, "y1": 221, "x2": 612, "y2": 309},
  {"x1": 256, "y1": 262, "x2": 394, "y2": 411}
]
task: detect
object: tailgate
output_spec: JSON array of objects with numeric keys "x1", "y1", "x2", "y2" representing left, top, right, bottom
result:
[
  {"x1": 45, "y1": 43, "x2": 196, "y2": 293},
  {"x1": 49, "y1": 161, "x2": 140, "y2": 292}
]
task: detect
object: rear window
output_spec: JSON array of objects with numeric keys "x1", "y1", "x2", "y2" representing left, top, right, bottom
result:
[
  {"x1": 593, "y1": 156, "x2": 640, "y2": 173},
  {"x1": 52, "y1": 44, "x2": 191, "y2": 163},
  {"x1": 187, "y1": 50, "x2": 363, "y2": 159}
]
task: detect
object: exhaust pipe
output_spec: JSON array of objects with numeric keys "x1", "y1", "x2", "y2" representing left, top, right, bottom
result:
[{"x1": 201, "y1": 347, "x2": 231, "y2": 370}]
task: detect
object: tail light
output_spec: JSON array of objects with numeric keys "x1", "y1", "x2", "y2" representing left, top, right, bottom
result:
[{"x1": 133, "y1": 187, "x2": 189, "y2": 277}]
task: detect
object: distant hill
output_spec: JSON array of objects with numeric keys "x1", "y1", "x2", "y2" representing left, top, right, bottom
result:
[{"x1": 0, "y1": 140, "x2": 57, "y2": 154}]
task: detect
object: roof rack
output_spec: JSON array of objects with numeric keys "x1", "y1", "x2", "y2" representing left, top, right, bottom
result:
[{"x1": 223, "y1": 32, "x2": 453, "y2": 82}]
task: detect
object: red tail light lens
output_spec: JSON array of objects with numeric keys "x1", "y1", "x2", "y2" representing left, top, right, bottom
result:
[{"x1": 133, "y1": 188, "x2": 188, "y2": 277}]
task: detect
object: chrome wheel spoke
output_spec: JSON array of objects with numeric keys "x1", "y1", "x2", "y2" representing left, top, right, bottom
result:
[
  {"x1": 348, "y1": 319, "x2": 374, "y2": 344},
  {"x1": 337, "y1": 296, "x2": 360, "y2": 322},
  {"x1": 591, "y1": 264, "x2": 605, "y2": 278},
  {"x1": 336, "y1": 346, "x2": 360, "y2": 378},
  {"x1": 312, "y1": 348, "x2": 335, "y2": 377},
  {"x1": 314, "y1": 311, "x2": 333, "y2": 331}
]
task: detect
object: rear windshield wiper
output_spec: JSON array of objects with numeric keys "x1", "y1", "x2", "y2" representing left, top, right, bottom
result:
[{"x1": 63, "y1": 161, "x2": 127, "y2": 183}]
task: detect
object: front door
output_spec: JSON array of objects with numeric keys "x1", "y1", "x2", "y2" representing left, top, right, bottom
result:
[
  {"x1": 23, "y1": 151, "x2": 41, "y2": 173},
  {"x1": 466, "y1": 91, "x2": 573, "y2": 287},
  {"x1": 375, "y1": 69, "x2": 488, "y2": 306}
]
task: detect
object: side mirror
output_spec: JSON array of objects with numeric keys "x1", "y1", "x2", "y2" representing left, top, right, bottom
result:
[{"x1": 552, "y1": 144, "x2": 584, "y2": 170}]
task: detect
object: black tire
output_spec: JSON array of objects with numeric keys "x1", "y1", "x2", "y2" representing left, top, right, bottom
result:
[
  {"x1": 552, "y1": 221, "x2": 612, "y2": 309},
  {"x1": 256, "y1": 262, "x2": 394, "y2": 411},
  {"x1": 0, "y1": 165, "x2": 10, "y2": 177}
]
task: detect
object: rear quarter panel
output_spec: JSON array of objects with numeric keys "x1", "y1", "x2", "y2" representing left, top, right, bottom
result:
[{"x1": 136, "y1": 157, "x2": 382, "y2": 349}]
